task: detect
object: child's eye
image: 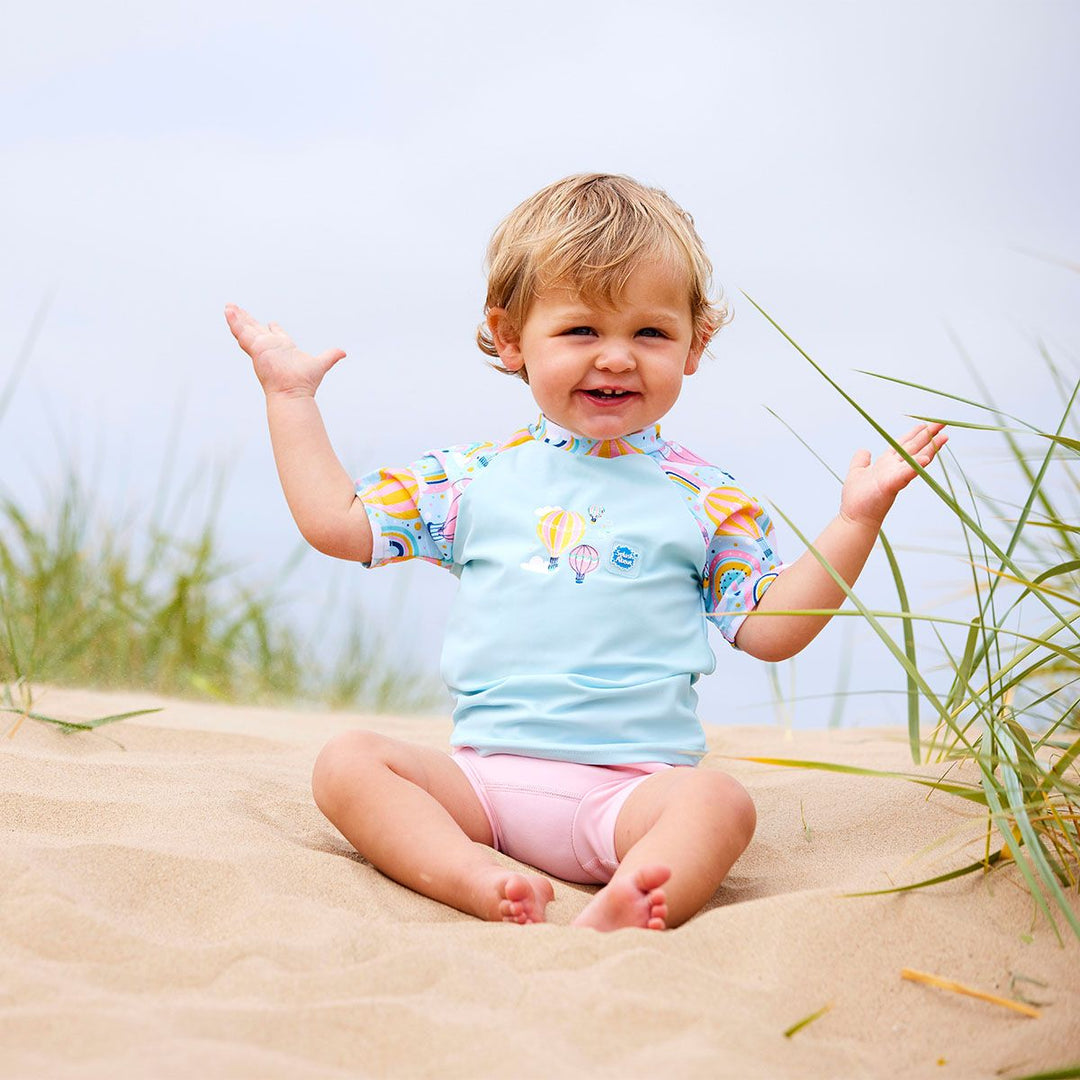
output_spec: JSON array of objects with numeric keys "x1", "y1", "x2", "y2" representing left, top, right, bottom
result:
[
  {"x1": 637, "y1": 327, "x2": 666, "y2": 338},
  {"x1": 565, "y1": 326, "x2": 596, "y2": 336}
]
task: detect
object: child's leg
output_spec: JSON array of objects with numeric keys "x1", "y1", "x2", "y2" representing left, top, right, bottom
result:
[
  {"x1": 572, "y1": 768, "x2": 755, "y2": 931},
  {"x1": 311, "y1": 731, "x2": 554, "y2": 923}
]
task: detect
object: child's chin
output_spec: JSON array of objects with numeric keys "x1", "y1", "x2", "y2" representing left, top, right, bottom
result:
[
  {"x1": 547, "y1": 400, "x2": 648, "y2": 440},
  {"x1": 579, "y1": 415, "x2": 646, "y2": 440}
]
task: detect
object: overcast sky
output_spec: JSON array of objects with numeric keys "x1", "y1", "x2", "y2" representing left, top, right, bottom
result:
[{"x1": 2, "y1": 1, "x2": 1077, "y2": 726}]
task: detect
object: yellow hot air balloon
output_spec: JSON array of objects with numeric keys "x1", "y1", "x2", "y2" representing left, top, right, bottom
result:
[
  {"x1": 360, "y1": 471, "x2": 421, "y2": 520},
  {"x1": 702, "y1": 486, "x2": 762, "y2": 540},
  {"x1": 536, "y1": 509, "x2": 586, "y2": 570}
]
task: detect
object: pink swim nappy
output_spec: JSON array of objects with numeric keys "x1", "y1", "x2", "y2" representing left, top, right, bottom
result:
[{"x1": 451, "y1": 748, "x2": 678, "y2": 885}]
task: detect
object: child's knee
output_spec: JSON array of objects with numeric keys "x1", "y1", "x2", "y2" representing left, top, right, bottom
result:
[
  {"x1": 728, "y1": 777, "x2": 757, "y2": 847},
  {"x1": 311, "y1": 729, "x2": 390, "y2": 813},
  {"x1": 697, "y1": 770, "x2": 757, "y2": 848}
]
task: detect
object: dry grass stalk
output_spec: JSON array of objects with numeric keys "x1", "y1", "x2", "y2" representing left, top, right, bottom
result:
[{"x1": 901, "y1": 967, "x2": 1040, "y2": 1018}]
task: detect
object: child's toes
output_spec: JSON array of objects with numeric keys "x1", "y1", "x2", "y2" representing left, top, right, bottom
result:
[{"x1": 499, "y1": 899, "x2": 524, "y2": 923}]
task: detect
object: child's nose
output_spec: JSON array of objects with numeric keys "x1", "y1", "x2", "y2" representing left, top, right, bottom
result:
[{"x1": 594, "y1": 343, "x2": 636, "y2": 372}]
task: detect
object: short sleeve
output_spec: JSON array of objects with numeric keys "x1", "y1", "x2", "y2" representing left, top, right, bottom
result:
[
  {"x1": 355, "y1": 442, "x2": 494, "y2": 569},
  {"x1": 700, "y1": 485, "x2": 785, "y2": 646}
]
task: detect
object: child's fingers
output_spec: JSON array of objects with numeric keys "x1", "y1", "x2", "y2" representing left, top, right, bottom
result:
[
  {"x1": 906, "y1": 425, "x2": 947, "y2": 457},
  {"x1": 224, "y1": 303, "x2": 257, "y2": 327},
  {"x1": 918, "y1": 430, "x2": 948, "y2": 463},
  {"x1": 223, "y1": 303, "x2": 245, "y2": 335},
  {"x1": 848, "y1": 449, "x2": 871, "y2": 472},
  {"x1": 892, "y1": 423, "x2": 946, "y2": 467},
  {"x1": 895, "y1": 421, "x2": 936, "y2": 451},
  {"x1": 894, "y1": 428, "x2": 947, "y2": 478},
  {"x1": 904, "y1": 421, "x2": 946, "y2": 451},
  {"x1": 224, "y1": 303, "x2": 267, "y2": 344}
]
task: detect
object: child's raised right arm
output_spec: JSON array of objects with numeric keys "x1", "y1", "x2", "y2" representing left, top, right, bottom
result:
[{"x1": 224, "y1": 304, "x2": 373, "y2": 563}]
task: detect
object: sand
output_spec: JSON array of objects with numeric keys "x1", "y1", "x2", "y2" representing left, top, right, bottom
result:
[{"x1": 1, "y1": 686, "x2": 1077, "y2": 1079}]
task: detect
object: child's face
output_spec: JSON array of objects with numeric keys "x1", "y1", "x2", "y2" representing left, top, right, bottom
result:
[{"x1": 489, "y1": 260, "x2": 702, "y2": 440}]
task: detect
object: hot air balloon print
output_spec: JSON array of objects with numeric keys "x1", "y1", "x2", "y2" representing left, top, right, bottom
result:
[
  {"x1": 660, "y1": 441, "x2": 709, "y2": 467},
  {"x1": 429, "y1": 478, "x2": 471, "y2": 543},
  {"x1": 536, "y1": 509, "x2": 586, "y2": 570},
  {"x1": 414, "y1": 455, "x2": 451, "y2": 493},
  {"x1": 587, "y1": 504, "x2": 605, "y2": 523},
  {"x1": 568, "y1": 544, "x2": 600, "y2": 584},
  {"x1": 360, "y1": 470, "x2": 421, "y2": 520},
  {"x1": 702, "y1": 486, "x2": 763, "y2": 541}
]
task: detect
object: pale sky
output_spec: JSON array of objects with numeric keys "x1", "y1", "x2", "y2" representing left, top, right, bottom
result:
[{"x1": 2, "y1": 1, "x2": 1077, "y2": 725}]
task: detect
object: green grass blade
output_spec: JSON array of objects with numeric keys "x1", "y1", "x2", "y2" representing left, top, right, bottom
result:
[
  {"x1": 856, "y1": 371, "x2": 1037, "y2": 429},
  {"x1": 763, "y1": 408, "x2": 843, "y2": 483},
  {"x1": 1025, "y1": 519, "x2": 1080, "y2": 537},
  {"x1": 0, "y1": 291, "x2": 54, "y2": 428},
  {"x1": 1042, "y1": 734, "x2": 1080, "y2": 794},
  {"x1": 735, "y1": 756, "x2": 986, "y2": 803},
  {"x1": 998, "y1": 726, "x2": 1080, "y2": 940},
  {"x1": 945, "y1": 619, "x2": 982, "y2": 714},
  {"x1": 909, "y1": 416, "x2": 1080, "y2": 455},
  {"x1": 1003, "y1": 1064, "x2": 1080, "y2": 1080},
  {"x1": 783, "y1": 1002, "x2": 832, "y2": 1038},
  {"x1": 1, "y1": 706, "x2": 164, "y2": 731},
  {"x1": 978, "y1": 758, "x2": 1068, "y2": 945},
  {"x1": 878, "y1": 531, "x2": 920, "y2": 751},
  {"x1": 844, "y1": 849, "x2": 1005, "y2": 896}
]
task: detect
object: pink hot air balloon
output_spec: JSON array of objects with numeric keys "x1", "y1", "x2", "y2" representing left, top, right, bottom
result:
[
  {"x1": 568, "y1": 544, "x2": 600, "y2": 584},
  {"x1": 660, "y1": 441, "x2": 709, "y2": 467},
  {"x1": 438, "y1": 479, "x2": 471, "y2": 543}
]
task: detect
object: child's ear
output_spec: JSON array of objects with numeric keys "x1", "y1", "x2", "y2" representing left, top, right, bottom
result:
[
  {"x1": 684, "y1": 325, "x2": 713, "y2": 375},
  {"x1": 684, "y1": 341, "x2": 705, "y2": 376},
  {"x1": 487, "y1": 309, "x2": 525, "y2": 373}
]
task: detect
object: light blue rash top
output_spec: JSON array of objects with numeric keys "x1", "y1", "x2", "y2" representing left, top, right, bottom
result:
[{"x1": 356, "y1": 416, "x2": 784, "y2": 765}]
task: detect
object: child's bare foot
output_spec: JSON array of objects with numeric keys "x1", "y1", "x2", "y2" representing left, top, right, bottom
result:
[
  {"x1": 499, "y1": 872, "x2": 555, "y2": 924},
  {"x1": 473, "y1": 869, "x2": 554, "y2": 924},
  {"x1": 571, "y1": 865, "x2": 671, "y2": 931}
]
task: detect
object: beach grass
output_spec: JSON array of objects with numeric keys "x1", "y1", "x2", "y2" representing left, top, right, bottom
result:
[
  {"x1": 0, "y1": 441, "x2": 436, "y2": 725},
  {"x1": 0, "y1": 471, "x2": 443, "y2": 721},
  {"x1": 749, "y1": 295, "x2": 1080, "y2": 942}
]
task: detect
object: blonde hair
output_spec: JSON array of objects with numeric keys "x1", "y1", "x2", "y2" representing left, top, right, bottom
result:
[{"x1": 477, "y1": 173, "x2": 729, "y2": 380}]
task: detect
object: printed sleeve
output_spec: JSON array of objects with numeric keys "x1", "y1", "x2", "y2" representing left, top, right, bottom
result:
[
  {"x1": 355, "y1": 442, "x2": 494, "y2": 569},
  {"x1": 700, "y1": 484, "x2": 785, "y2": 646}
]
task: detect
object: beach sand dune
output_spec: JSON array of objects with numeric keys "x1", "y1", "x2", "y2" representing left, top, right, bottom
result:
[{"x1": 2, "y1": 687, "x2": 1077, "y2": 1078}]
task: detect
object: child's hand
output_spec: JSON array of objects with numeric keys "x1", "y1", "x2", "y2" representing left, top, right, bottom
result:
[
  {"x1": 224, "y1": 304, "x2": 346, "y2": 398},
  {"x1": 839, "y1": 422, "x2": 948, "y2": 529}
]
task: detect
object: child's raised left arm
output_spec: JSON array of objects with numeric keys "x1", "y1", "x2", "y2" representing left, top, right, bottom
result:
[{"x1": 733, "y1": 422, "x2": 947, "y2": 662}]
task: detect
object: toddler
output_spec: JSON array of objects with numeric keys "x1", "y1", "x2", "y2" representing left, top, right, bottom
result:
[{"x1": 225, "y1": 173, "x2": 945, "y2": 931}]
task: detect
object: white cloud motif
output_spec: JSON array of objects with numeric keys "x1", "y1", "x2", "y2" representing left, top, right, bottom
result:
[{"x1": 520, "y1": 556, "x2": 550, "y2": 574}]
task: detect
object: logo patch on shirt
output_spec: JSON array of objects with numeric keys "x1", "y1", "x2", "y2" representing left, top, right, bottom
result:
[{"x1": 606, "y1": 541, "x2": 642, "y2": 579}]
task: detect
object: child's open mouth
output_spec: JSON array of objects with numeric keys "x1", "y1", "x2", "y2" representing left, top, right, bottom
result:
[{"x1": 583, "y1": 389, "x2": 635, "y2": 403}]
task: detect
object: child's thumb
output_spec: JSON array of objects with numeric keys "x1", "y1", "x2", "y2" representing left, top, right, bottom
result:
[{"x1": 317, "y1": 348, "x2": 347, "y2": 371}]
